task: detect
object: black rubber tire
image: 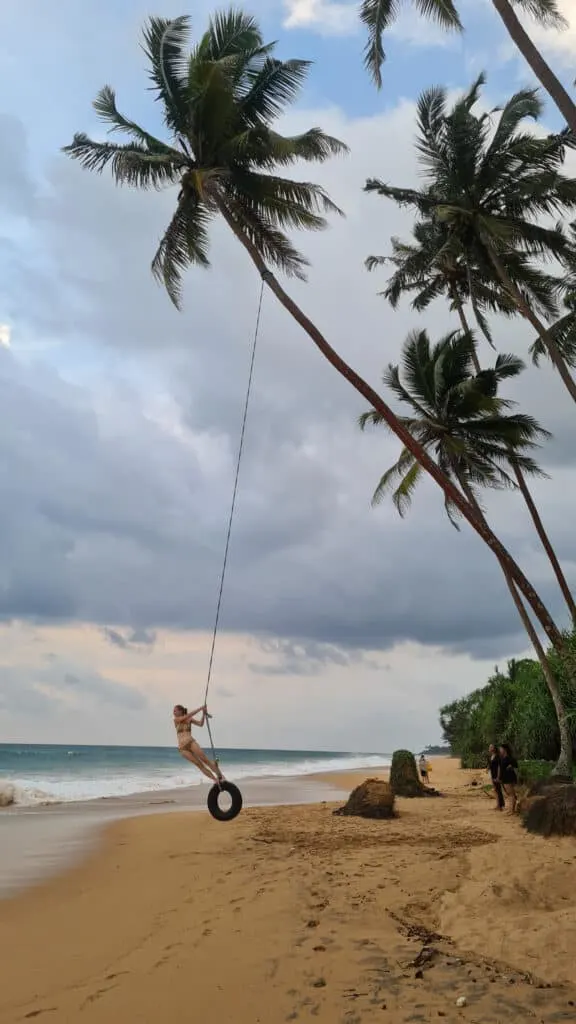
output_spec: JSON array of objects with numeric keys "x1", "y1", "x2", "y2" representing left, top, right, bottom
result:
[{"x1": 207, "y1": 781, "x2": 243, "y2": 822}]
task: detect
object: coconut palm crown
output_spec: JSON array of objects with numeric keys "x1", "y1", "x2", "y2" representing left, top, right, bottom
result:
[{"x1": 63, "y1": 9, "x2": 348, "y2": 307}]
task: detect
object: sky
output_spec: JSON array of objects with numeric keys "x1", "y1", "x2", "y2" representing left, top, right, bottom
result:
[{"x1": 1, "y1": 0, "x2": 576, "y2": 752}]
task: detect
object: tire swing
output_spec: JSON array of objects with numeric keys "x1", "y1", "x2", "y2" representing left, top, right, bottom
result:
[
  {"x1": 207, "y1": 780, "x2": 243, "y2": 822},
  {"x1": 202, "y1": 282, "x2": 265, "y2": 824}
]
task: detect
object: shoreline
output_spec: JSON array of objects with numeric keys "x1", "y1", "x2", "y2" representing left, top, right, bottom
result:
[
  {"x1": 2, "y1": 757, "x2": 576, "y2": 1024},
  {"x1": 0, "y1": 770, "x2": 355, "y2": 899}
]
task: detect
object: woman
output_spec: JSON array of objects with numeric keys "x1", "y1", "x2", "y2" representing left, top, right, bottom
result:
[
  {"x1": 173, "y1": 704, "x2": 224, "y2": 784},
  {"x1": 418, "y1": 754, "x2": 429, "y2": 786},
  {"x1": 488, "y1": 744, "x2": 504, "y2": 811},
  {"x1": 498, "y1": 742, "x2": 519, "y2": 814}
]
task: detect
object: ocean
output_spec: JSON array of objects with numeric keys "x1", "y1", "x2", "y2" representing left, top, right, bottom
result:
[{"x1": 0, "y1": 744, "x2": 390, "y2": 806}]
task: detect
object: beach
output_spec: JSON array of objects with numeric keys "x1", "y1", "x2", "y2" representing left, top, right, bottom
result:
[{"x1": 1, "y1": 758, "x2": 576, "y2": 1023}]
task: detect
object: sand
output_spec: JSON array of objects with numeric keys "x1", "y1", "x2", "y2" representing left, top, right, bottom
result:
[{"x1": 1, "y1": 758, "x2": 576, "y2": 1023}]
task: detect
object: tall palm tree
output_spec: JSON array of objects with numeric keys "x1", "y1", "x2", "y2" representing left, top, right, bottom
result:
[
  {"x1": 64, "y1": 9, "x2": 570, "y2": 687},
  {"x1": 365, "y1": 77, "x2": 576, "y2": 403},
  {"x1": 360, "y1": 0, "x2": 576, "y2": 136},
  {"x1": 366, "y1": 221, "x2": 576, "y2": 624},
  {"x1": 359, "y1": 328, "x2": 573, "y2": 772}
]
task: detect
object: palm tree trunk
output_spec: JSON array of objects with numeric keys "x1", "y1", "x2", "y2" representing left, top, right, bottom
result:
[
  {"x1": 457, "y1": 474, "x2": 572, "y2": 775},
  {"x1": 454, "y1": 291, "x2": 576, "y2": 625},
  {"x1": 488, "y1": 248, "x2": 576, "y2": 404},
  {"x1": 511, "y1": 461, "x2": 576, "y2": 625},
  {"x1": 218, "y1": 203, "x2": 566, "y2": 653},
  {"x1": 491, "y1": 0, "x2": 576, "y2": 134}
]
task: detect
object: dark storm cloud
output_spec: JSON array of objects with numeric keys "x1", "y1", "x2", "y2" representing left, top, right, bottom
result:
[{"x1": 0, "y1": 103, "x2": 575, "y2": 662}]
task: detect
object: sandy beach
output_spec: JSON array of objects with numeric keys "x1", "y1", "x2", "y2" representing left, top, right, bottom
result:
[{"x1": 1, "y1": 758, "x2": 576, "y2": 1024}]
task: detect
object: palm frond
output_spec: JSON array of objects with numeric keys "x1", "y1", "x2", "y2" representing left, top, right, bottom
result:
[
  {"x1": 372, "y1": 452, "x2": 423, "y2": 516},
  {"x1": 142, "y1": 16, "x2": 191, "y2": 136},
  {"x1": 240, "y1": 58, "x2": 311, "y2": 125},
  {"x1": 223, "y1": 198, "x2": 310, "y2": 279},
  {"x1": 92, "y1": 86, "x2": 180, "y2": 156},
  {"x1": 226, "y1": 171, "x2": 343, "y2": 233},
  {"x1": 62, "y1": 133, "x2": 182, "y2": 188},
  {"x1": 360, "y1": 0, "x2": 461, "y2": 89},
  {"x1": 512, "y1": 0, "x2": 567, "y2": 29},
  {"x1": 204, "y1": 8, "x2": 263, "y2": 60},
  {"x1": 151, "y1": 189, "x2": 213, "y2": 307}
]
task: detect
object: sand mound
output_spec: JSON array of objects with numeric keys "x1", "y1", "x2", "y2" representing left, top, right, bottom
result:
[
  {"x1": 517, "y1": 775, "x2": 573, "y2": 816},
  {"x1": 333, "y1": 778, "x2": 396, "y2": 819},
  {"x1": 522, "y1": 783, "x2": 576, "y2": 837}
]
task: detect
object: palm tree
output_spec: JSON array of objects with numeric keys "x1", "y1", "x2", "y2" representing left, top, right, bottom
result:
[
  {"x1": 366, "y1": 219, "x2": 557, "y2": 349},
  {"x1": 359, "y1": 328, "x2": 573, "y2": 772},
  {"x1": 365, "y1": 77, "x2": 576, "y2": 403},
  {"x1": 366, "y1": 221, "x2": 576, "y2": 624},
  {"x1": 530, "y1": 225, "x2": 576, "y2": 370},
  {"x1": 360, "y1": 0, "x2": 576, "y2": 136},
  {"x1": 64, "y1": 9, "x2": 571, "y2": 689}
]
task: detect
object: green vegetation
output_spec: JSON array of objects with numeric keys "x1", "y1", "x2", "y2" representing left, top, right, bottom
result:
[
  {"x1": 390, "y1": 749, "x2": 425, "y2": 797},
  {"x1": 440, "y1": 642, "x2": 576, "y2": 770}
]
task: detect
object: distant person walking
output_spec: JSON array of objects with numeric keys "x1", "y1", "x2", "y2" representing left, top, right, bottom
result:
[
  {"x1": 488, "y1": 744, "x2": 504, "y2": 811},
  {"x1": 419, "y1": 754, "x2": 430, "y2": 786},
  {"x1": 499, "y1": 743, "x2": 519, "y2": 814}
]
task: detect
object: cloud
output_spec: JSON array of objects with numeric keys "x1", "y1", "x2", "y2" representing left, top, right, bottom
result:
[
  {"x1": 283, "y1": 0, "x2": 357, "y2": 34},
  {"x1": 0, "y1": 657, "x2": 146, "y2": 715},
  {"x1": 102, "y1": 627, "x2": 157, "y2": 651},
  {"x1": 249, "y1": 638, "x2": 379, "y2": 676},
  {"x1": 0, "y1": 86, "x2": 575, "y2": 670}
]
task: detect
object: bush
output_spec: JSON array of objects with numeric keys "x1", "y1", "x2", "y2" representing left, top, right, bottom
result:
[
  {"x1": 390, "y1": 750, "x2": 425, "y2": 797},
  {"x1": 517, "y1": 760, "x2": 555, "y2": 785},
  {"x1": 460, "y1": 753, "x2": 487, "y2": 770}
]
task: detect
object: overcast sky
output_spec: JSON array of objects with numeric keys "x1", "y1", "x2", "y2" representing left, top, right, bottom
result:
[{"x1": 1, "y1": 0, "x2": 576, "y2": 752}]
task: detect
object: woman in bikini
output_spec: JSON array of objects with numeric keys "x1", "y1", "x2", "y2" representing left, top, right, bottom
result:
[{"x1": 173, "y1": 704, "x2": 224, "y2": 784}]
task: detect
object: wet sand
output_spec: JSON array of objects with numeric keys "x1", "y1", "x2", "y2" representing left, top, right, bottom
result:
[
  {"x1": 0, "y1": 774, "x2": 344, "y2": 899},
  {"x1": 1, "y1": 758, "x2": 576, "y2": 1023}
]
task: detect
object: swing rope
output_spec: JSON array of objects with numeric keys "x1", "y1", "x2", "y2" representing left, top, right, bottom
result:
[{"x1": 203, "y1": 279, "x2": 265, "y2": 764}]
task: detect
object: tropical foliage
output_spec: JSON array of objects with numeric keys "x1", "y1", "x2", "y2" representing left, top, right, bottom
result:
[
  {"x1": 64, "y1": 11, "x2": 348, "y2": 307},
  {"x1": 440, "y1": 632, "x2": 576, "y2": 768},
  {"x1": 358, "y1": 0, "x2": 576, "y2": 140}
]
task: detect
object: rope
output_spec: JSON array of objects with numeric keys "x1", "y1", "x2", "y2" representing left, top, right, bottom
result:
[{"x1": 202, "y1": 279, "x2": 265, "y2": 760}]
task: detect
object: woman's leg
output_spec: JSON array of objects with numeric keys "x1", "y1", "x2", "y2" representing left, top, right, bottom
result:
[
  {"x1": 190, "y1": 741, "x2": 225, "y2": 782},
  {"x1": 179, "y1": 747, "x2": 220, "y2": 783},
  {"x1": 493, "y1": 781, "x2": 504, "y2": 810},
  {"x1": 503, "y1": 784, "x2": 517, "y2": 814}
]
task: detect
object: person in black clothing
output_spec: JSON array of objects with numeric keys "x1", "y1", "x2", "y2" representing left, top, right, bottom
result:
[
  {"x1": 488, "y1": 744, "x2": 504, "y2": 811},
  {"x1": 499, "y1": 742, "x2": 519, "y2": 813}
]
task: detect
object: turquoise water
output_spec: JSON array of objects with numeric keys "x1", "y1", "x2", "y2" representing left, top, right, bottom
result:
[{"x1": 0, "y1": 744, "x2": 389, "y2": 805}]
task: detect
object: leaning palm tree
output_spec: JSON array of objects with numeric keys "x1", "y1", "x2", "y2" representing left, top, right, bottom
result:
[
  {"x1": 360, "y1": 328, "x2": 573, "y2": 772},
  {"x1": 366, "y1": 220, "x2": 576, "y2": 624},
  {"x1": 64, "y1": 9, "x2": 570, "y2": 689},
  {"x1": 360, "y1": 0, "x2": 576, "y2": 136},
  {"x1": 366, "y1": 77, "x2": 576, "y2": 403}
]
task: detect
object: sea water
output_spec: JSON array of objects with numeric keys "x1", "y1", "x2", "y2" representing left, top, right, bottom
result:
[{"x1": 0, "y1": 744, "x2": 390, "y2": 806}]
